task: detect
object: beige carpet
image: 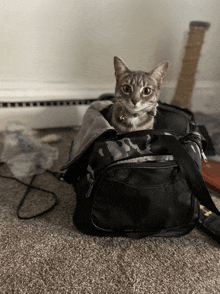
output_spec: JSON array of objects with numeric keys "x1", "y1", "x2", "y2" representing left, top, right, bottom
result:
[{"x1": 0, "y1": 128, "x2": 220, "y2": 294}]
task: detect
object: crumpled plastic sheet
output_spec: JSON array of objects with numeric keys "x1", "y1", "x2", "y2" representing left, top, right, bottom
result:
[{"x1": 0, "y1": 122, "x2": 58, "y2": 178}]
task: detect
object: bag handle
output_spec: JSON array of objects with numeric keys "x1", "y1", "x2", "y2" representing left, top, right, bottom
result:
[{"x1": 158, "y1": 135, "x2": 220, "y2": 217}]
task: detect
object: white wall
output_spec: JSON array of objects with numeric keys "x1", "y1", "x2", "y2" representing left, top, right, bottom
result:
[{"x1": 0, "y1": 0, "x2": 220, "y2": 122}]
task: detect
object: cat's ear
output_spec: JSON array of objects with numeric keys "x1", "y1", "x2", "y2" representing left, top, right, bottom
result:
[
  {"x1": 114, "y1": 56, "x2": 130, "y2": 79},
  {"x1": 150, "y1": 62, "x2": 169, "y2": 86}
]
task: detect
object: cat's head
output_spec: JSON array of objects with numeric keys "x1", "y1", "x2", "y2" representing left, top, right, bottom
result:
[{"x1": 114, "y1": 56, "x2": 168, "y2": 113}]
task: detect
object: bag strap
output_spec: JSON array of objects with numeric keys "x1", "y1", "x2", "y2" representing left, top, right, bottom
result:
[{"x1": 158, "y1": 135, "x2": 220, "y2": 217}]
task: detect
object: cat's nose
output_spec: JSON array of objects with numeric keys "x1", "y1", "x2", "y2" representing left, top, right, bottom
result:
[{"x1": 131, "y1": 98, "x2": 139, "y2": 105}]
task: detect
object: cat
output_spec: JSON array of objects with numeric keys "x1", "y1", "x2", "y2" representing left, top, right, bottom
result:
[{"x1": 108, "y1": 56, "x2": 168, "y2": 133}]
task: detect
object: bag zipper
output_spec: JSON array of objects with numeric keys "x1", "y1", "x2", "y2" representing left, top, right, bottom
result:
[
  {"x1": 201, "y1": 150, "x2": 208, "y2": 162},
  {"x1": 179, "y1": 135, "x2": 207, "y2": 162},
  {"x1": 85, "y1": 159, "x2": 178, "y2": 198},
  {"x1": 86, "y1": 182, "x2": 94, "y2": 198}
]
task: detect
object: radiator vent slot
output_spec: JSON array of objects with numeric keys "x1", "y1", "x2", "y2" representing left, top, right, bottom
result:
[{"x1": 0, "y1": 99, "x2": 96, "y2": 108}]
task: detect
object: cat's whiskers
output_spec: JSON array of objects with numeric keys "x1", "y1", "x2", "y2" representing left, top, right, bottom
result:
[
  {"x1": 111, "y1": 57, "x2": 168, "y2": 133},
  {"x1": 123, "y1": 101, "x2": 157, "y2": 114}
]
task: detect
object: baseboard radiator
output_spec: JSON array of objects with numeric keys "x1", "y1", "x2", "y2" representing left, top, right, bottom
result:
[
  {"x1": 0, "y1": 81, "x2": 116, "y2": 130},
  {"x1": 0, "y1": 81, "x2": 218, "y2": 131},
  {"x1": 0, "y1": 98, "x2": 100, "y2": 130}
]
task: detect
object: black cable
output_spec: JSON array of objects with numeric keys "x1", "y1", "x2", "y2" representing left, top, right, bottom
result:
[{"x1": 0, "y1": 162, "x2": 61, "y2": 219}]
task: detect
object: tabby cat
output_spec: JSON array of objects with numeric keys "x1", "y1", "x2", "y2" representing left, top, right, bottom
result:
[{"x1": 109, "y1": 56, "x2": 168, "y2": 133}]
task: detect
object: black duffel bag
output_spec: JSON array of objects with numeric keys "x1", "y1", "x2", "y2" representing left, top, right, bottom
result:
[{"x1": 61, "y1": 97, "x2": 220, "y2": 239}]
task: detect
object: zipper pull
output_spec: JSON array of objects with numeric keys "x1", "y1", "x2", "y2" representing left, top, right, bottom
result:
[
  {"x1": 86, "y1": 182, "x2": 94, "y2": 198},
  {"x1": 201, "y1": 150, "x2": 208, "y2": 162}
]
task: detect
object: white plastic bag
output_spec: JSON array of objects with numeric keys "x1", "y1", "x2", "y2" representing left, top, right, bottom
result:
[{"x1": 1, "y1": 122, "x2": 58, "y2": 178}]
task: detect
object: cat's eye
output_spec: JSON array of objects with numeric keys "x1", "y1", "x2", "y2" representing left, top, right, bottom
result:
[
  {"x1": 142, "y1": 87, "x2": 152, "y2": 96},
  {"x1": 122, "y1": 85, "x2": 131, "y2": 94}
]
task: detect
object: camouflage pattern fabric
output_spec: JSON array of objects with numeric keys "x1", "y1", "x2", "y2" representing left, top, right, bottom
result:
[{"x1": 86, "y1": 131, "x2": 203, "y2": 183}]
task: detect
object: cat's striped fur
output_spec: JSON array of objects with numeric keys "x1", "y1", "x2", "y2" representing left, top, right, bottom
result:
[{"x1": 110, "y1": 56, "x2": 168, "y2": 133}]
